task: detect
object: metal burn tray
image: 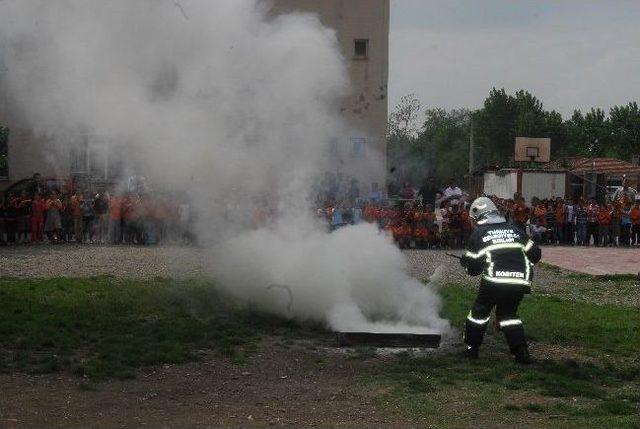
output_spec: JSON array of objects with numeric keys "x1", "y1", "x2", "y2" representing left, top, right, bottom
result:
[{"x1": 336, "y1": 332, "x2": 441, "y2": 348}]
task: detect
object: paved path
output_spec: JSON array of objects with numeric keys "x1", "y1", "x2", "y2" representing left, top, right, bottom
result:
[{"x1": 542, "y1": 246, "x2": 640, "y2": 275}]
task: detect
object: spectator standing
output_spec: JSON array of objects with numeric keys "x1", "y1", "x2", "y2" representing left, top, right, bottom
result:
[
  {"x1": 122, "y1": 195, "x2": 138, "y2": 244},
  {"x1": 586, "y1": 201, "x2": 599, "y2": 246},
  {"x1": 613, "y1": 183, "x2": 637, "y2": 206},
  {"x1": 418, "y1": 176, "x2": 439, "y2": 208},
  {"x1": 575, "y1": 201, "x2": 588, "y2": 245},
  {"x1": 30, "y1": 194, "x2": 45, "y2": 243},
  {"x1": 155, "y1": 198, "x2": 170, "y2": 243},
  {"x1": 93, "y1": 192, "x2": 109, "y2": 244},
  {"x1": 369, "y1": 182, "x2": 383, "y2": 204},
  {"x1": 401, "y1": 182, "x2": 415, "y2": 200},
  {"x1": 44, "y1": 192, "x2": 63, "y2": 243},
  {"x1": 620, "y1": 204, "x2": 632, "y2": 246},
  {"x1": 532, "y1": 202, "x2": 547, "y2": 228},
  {"x1": 545, "y1": 201, "x2": 557, "y2": 244},
  {"x1": 597, "y1": 204, "x2": 612, "y2": 247},
  {"x1": 70, "y1": 192, "x2": 83, "y2": 242},
  {"x1": 611, "y1": 204, "x2": 622, "y2": 246},
  {"x1": 512, "y1": 197, "x2": 528, "y2": 231},
  {"x1": 565, "y1": 200, "x2": 576, "y2": 245},
  {"x1": 631, "y1": 201, "x2": 640, "y2": 245},
  {"x1": 4, "y1": 194, "x2": 17, "y2": 244},
  {"x1": 81, "y1": 194, "x2": 95, "y2": 243},
  {"x1": 108, "y1": 193, "x2": 122, "y2": 244},
  {"x1": 554, "y1": 199, "x2": 566, "y2": 244},
  {"x1": 17, "y1": 191, "x2": 32, "y2": 243},
  {"x1": 529, "y1": 219, "x2": 548, "y2": 244},
  {"x1": 442, "y1": 180, "x2": 463, "y2": 204},
  {"x1": 61, "y1": 192, "x2": 74, "y2": 242}
]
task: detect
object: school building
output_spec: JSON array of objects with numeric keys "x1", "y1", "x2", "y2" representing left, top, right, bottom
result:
[{"x1": 0, "y1": 1, "x2": 390, "y2": 192}]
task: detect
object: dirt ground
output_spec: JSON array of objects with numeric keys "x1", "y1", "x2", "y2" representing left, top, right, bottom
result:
[
  {"x1": 1, "y1": 245, "x2": 637, "y2": 428},
  {"x1": 0, "y1": 338, "x2": 422, "y2": 429}
]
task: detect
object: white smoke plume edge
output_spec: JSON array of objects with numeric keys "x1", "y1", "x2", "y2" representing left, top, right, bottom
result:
[{"x1": 0, "y1": 0, "x2": 450, "y2": 335}]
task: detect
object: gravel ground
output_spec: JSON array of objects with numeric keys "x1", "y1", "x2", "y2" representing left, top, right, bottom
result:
[
  {"x1": 1, "y1": 243, "x2": 637, "y2": 307},
  {"x1": 0, "y1": 244, "x2": 470, "y2": 281},
  {"x1": 0, "y1": 244, "x2": 209, "y2": 279}
]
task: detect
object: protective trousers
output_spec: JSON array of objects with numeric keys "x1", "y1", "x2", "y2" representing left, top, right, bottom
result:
[{"x1": 464, "y1": 282, "x2": 526, "y2": 353}]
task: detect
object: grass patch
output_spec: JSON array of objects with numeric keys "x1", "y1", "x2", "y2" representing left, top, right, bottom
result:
[
  {"x1": 362, "y1": 352, "x2": 640, "y2": 428},
  {"x1": 0, "y1": 277, "x2": 320, "y2": 379},
  {"x1": 377, "y1": 353, "x2": 636, "y2": 400},
  {"x1": 357, "y1": 283, "x2": 640, "y2": 427},
  {"x1": 440, "y1": 284, "x2": 640, "y2": 357}
]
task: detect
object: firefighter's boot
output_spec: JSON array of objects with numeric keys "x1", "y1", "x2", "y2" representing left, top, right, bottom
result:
[
  {"x1": 513, "y1": 344, "x2": 532, "y2": 365},
  {"x1": 464, "y1": 345, "x2": 479, "y2": 360}
]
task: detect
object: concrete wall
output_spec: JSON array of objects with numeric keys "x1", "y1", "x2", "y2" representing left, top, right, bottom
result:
[{"x1": 270, "y1": 0, "x2": 390, "y2": 191}]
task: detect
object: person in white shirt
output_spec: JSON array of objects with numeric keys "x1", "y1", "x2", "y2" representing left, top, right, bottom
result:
[{"x1": 443, "y1": 180, "x2": 463, "y2": 201}]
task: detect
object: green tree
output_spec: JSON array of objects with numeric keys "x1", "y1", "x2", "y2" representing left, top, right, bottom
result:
[
  {"x1": 387, "y1": 94, "x2": 423, "y2": 183},
  {"x1": 609, "y1": 102, "x2": 640, "y2": 159},
  {"x1": 387, "y1": 88, "x2": 639, "y2": 186},
  {"x1": 0, "y1": 124, "x2": 9, "y2": 177},
  {"x1": 420, "y1": 108, "x2": 471, "y2": 182},
  {"x1": 474, "y1": 88, "x2": 516, "y2": 167}
]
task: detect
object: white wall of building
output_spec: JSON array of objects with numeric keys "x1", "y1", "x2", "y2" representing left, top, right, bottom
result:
[
  {"x1": 483, "y1": 171, "x2": 518, "y2": 199},
  {"x1": 521, "y1": 172, "x2": 566, "y2": 203},
  {"x1": 483, "y1": 170, "x2": 566, "y2": 202}
]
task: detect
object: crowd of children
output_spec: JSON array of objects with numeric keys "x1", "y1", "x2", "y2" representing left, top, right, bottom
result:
[
  {"x1": 319, "y1": 199, "x2": 473, "y2": 249},
  {"x1": 499, "y1": 196, "x2": 640, "y2": 247},
  {"x1": 0, "y1": 189, "x2": 193, "y2": 246},
  {"x1": 316, "y1": 180, "x2": 640, "y2": 249},
  {"x1": 4, "y1": 173, "x2": 640, "y2": 249}
]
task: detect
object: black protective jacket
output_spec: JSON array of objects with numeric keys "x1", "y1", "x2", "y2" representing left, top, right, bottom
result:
[{"x1": 462, "y1": 221, "x2": 542, "y2": 288}]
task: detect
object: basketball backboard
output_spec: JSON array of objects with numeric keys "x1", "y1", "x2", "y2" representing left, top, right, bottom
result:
[{"x1": 515, "y1": 137, "x2": 551, "y2": 163}]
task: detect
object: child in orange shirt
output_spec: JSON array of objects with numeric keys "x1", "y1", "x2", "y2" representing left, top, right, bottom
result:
[
  {"x1": 597, "y1": 204, "x2": 612, "y2": 247},
  {"x1": 631, "y1": 201, "x2": 640, "y2": 245},
  {"x1": 555, "y1": 200, "x2": 566, "y2": 244},
  {"x1": 30, "y1": 194, "x2": 46, "y2": 242},
  {"x1": 532, "y1": 203, "x2": 547, "y2": 227},
  {"x1": 69, "y1": 192, "x2": 83, "y2": 242}
]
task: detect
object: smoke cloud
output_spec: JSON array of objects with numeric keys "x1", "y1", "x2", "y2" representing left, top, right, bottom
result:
[{"x1": 0, "y1": 0, "x2": 449, "y2": 334}]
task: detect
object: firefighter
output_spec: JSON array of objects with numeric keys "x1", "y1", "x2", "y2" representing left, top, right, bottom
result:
[{"x1": 460, "y1": 197, "x2": 541, "y2": 364}]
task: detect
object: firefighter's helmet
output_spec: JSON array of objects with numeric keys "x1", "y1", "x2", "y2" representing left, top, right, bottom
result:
[{"x1": 469, "y1": 197, "x2": 498, "y2": 221}]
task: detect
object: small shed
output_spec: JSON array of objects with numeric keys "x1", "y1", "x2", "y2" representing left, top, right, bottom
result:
[
  {"x1": 480, "y1": 169, "x2": 567, "y2": 203},
  {"x1": 546, "y1": 157, "x2": 640, "y2": 201}
]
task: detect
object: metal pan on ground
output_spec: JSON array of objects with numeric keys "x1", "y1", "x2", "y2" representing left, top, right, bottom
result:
[{"x1": 336, "y1": 332, "x2": 441, "y2": 348}]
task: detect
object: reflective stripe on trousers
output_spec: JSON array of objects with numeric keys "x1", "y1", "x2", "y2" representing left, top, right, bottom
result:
[
  {"x1": 467, "y1": 311, "x2": 490, "y2": 325},
  {"x1": 499, "y1": 319, "x2": 522, "y2": 328}
]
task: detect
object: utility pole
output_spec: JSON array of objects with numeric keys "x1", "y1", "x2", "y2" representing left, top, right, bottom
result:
[{"x1": 468, "y1": 121, "x2": 475, "y2": 174}]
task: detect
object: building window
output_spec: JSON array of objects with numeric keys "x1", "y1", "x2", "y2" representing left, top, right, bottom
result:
[
  {"x1": 71, "y1": 136, "x2": 122, "y2": 181},
  {"x1": 89, "y1": 144, "x2": 107, "y2": 180},
  {"x1": 71, "y1": 140, "x2": 88, "y2": 174},
  {"x1": 354, "y1": 39, "x2": 368, "y2": 59},
  {"x1": 351, "y1": 137, "x2": 365, "y2": 157},
  {"x1": 0, "y1": 125, "x2": 8, "y2": 178}
]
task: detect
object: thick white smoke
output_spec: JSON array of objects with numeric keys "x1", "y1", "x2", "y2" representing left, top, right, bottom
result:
[{"x1": 0, "y1": 0, "x2": 449, "y2": 334}]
